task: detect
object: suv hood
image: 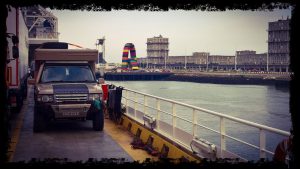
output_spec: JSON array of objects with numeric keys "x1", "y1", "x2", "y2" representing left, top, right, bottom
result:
[{"x1": 36, "y1": 83, "x2": 102, "y2": 95}]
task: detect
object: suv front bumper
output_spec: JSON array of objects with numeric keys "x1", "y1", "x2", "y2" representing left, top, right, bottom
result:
[
  {"x1": 35, "y1": 101, "x2": 98, "y2": 120},
  {"x1": 51, "y1": 104, "x2": 91, "y2": 118}
]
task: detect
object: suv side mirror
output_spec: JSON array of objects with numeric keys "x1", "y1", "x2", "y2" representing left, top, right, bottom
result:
[
  {"x1": 12, "y1": 46, "x2": 19, "y2": 59},
  {"x1": 12, "y1": 35, "x2": 19, "y2": 44}
]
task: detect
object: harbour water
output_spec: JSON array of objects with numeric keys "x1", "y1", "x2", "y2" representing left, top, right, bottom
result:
[{"x1": 109, "y1": 81, "x2": 291, "y2": 160}]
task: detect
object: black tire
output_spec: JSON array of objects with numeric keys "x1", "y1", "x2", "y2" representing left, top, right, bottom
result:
[
  {"x1": 93, "y1": 108, "x2": 104, "y2": 131},
  {"x1": 33, "y1": 105, "x2": 46, "y2": 132},
  {"x1": 11, "y1": 92, "x2": 23, "y2": 113},
  {"x1": 22, "y1": 83, "x2": 27, "y2": 99},
  {"x1": 17, "y1": 92, "x2": 23, "y2": 111}
]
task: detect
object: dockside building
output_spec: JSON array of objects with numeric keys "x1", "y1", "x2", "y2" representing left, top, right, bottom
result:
[
  {"x1": 146, "y1": 35, "x2": 169, "y2": 68},
  {"x1": 139, "y1": 25, "x2": 290, "y2": 72},
  {"x1": 267, "y1": 18, "x2": 290, "y2": 72}
]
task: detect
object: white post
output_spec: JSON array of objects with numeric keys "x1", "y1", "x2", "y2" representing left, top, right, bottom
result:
[
  {"x1": 144, "y1": 95, "x2": 147, "y2": 115},
  {"x1": 185, "y1": 55, "x2": 187, "y2": 70},
  {"x1": 259, "y1": 129, "x2": 266, "y2": 159},
  {"x1": 206, "y1": 53, "x2": 209, "y2": 72},
  {"x1": 156, "y1": 99, "x2": 160, "y2": 130},
  {"x1": 220, "y1": 117, "x2": 226, "y2": 158},
  {"x1": 192, "y1": 109, "x2": 197, "y2": 137},
  {"x1": 134, "y1": 92, "x2": 137, "y2": 118},
  {"x1": 267, "y1": 52, "x2": 269, "y2": 72},
  {"x1": 172, "y1": 103, "x2": 176, "y2": 139},
  {"x1": 103, "y1": 36, "x2": 105, "y2": 61},
  {"x1": 146, "y1": 58, "x2": 149, "y2": 69},
  {"x1": 164, "y1": 55, "x2": 166, "y2": 69},
  {"x1": 235, "y1": 51, "x2": 237, "y2": 70},
  {"x1": 125, "y1": 90, "x2": 128, "y2": 114},
  {"x1": 96, "y1": 40, "x2": 99, "y2": 64}
]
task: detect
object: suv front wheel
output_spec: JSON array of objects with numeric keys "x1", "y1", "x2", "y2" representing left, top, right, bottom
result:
[
  {"x1": 93, "y1": 108, "x2": 104, "y2": 131},
  {"x1": 33, "y1": 105, "x2": 47, "y2": 132}
]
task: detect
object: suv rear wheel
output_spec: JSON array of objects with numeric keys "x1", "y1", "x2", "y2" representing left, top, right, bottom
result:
[{"x1": 93, "y1": 108, "x2": 104, "y2": 131}]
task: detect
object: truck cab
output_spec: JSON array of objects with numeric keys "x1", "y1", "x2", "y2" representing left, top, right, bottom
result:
[{"x1": 29, "y1": 42, "x2": 104, "y2": 132}]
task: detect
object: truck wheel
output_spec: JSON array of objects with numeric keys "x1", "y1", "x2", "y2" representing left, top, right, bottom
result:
[
  {"x1": 22, "y1": 83, "x2": 28, "y2": 99},
  {"x1": 33, "y1": 106, "x2": 46, "y2": 132},
  {"x1": 17, "y1": 92, "x2": 23, "y2": 111},
  {"x1": 12, "y1": 92, "x2": 23, "y2": 113},
  {"x1": 93, "y1": 108, "x2": 104, "y2": 131}
]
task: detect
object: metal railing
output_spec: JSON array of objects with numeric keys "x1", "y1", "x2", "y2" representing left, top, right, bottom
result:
[
  {"x1": 121, "y1": 87, "x2": 290, "y2": 160},
  {"x1": 29, "y1": 32, "x2": 59, "y2": 40}
]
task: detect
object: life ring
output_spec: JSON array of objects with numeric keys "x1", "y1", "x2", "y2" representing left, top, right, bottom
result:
[{"x1": 121, "y1": 43, "x2": 139, "y2": 70}]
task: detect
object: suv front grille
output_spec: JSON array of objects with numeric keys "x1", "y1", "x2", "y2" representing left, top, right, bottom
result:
[{"x1": 55, "y1": 94, "x2": 88, "y2": 103}]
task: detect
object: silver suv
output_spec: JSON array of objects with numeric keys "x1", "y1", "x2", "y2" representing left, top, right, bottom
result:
[{"x1": 33, "y1": 62, "x2": 103, "y2": 132}]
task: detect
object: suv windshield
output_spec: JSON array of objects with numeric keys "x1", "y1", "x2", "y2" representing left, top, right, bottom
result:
[{"x1": 40, "y1": 65, "x2": 96, "y2": 83}]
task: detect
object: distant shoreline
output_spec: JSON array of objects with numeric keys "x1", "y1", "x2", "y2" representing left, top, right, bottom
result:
[
  {"x1": 164, "y1": 74, "x2": 290, "y2": 86},
  {"x1": 104, "y1": 71, "x2": 290, "y2": 86}
]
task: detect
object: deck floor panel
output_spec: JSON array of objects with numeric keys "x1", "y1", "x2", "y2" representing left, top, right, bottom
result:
[{"x1": 11, "y1": 85, "x2": 134, "y2": 162}]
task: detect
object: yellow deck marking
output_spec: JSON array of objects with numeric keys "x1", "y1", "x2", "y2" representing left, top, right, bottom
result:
[
  {"x1": 8, "y1": 110, "x2": 24, "y2": 162},
  {"x1": 104, "y1": 118, "x2": 158, "y2": 162},
  {"x1": 8, "y1": 87, "x2": 31, "y2": 162},
  {"x1": 121, "y1": 116, "x2": 199, "y2": 162}
]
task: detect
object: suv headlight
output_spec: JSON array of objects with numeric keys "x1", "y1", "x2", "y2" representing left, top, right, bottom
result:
[
  {"x1": 37, "y1": 95, "x2": 54, "y2": 102},
  {"x1": 89, "y1": 93, "x2": 102, "y2": 101}
]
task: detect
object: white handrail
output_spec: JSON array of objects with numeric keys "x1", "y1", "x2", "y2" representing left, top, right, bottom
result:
[
  {"x1": 121, "y1": 87, "x2": 290, "y2": 160},
  {"x1": 124, "y1": 88, "x2": 290, "y2": 136}
]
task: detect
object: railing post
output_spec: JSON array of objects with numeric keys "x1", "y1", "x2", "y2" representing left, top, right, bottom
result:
[
  {"x1": 220, "y1": 117, "x2": 226, "y2": 158},
  {"x1": 259, "y1": 129, "x2": 266, "y2": 159},
  {"x1": 144, "y1": 95, "x2": 147, "y2": 115},
  {"x1": 156, "y1": 99, "x2": 160, "y2": 130},
  {"x1": 192, "y1": 109, "x2": 197, "y2": 137},
  {"x1": 125, "y1": 90, "x2": 128, "y2": 114},
  {"x1": 172, "y1": 103, "x2": 176, "y2": 139},
  {"x1": 118, "y1": 88, "x2": 289, "y2": 160},
  {"x1": 134, "y1": 92, "x2": 137, "y2": 118}
]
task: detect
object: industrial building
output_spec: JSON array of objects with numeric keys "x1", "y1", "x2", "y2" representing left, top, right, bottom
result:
[
  {"x1": 145, "y1": 35, "x2": 169, "y2": 69},
  {"x1": 267, "y1": 18, "x2": 290, "y2": 72},
  {"x1": 236, "y1": 50, "x2": 267, "y2": 71},
  {"x1": 146, "y1": 35, "x2": 169, "y2": 58},
  {"x1": 139, "y1": 19, "x2": 291, "y2": 73}
]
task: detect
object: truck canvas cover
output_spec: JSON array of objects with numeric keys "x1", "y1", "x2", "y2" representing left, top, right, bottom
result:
[
  {"x1": 34, "y1": 49, "x2": 98, "y2": 76},
  {"x1": 34, "y1": 49, "x2": 98, "y2": 61}
]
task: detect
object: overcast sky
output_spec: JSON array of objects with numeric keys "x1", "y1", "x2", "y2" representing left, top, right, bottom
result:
[{"x1": 50, "y1": 8, "x2": 291, "y2": 63}]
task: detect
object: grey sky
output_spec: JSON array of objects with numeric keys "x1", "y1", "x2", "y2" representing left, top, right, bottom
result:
[{"x1": 50, "y1": 9, "x2": 291, "y2": 63}]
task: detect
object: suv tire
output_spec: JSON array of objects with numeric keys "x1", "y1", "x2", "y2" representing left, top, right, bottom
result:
[
  {"x1": 33, "y1": 105, "x2": 46, "y2": 132},
  {"x1": 11, "y1": 92, "x2": 23, "y2": 114},
  {"x1": 93, "y1": 108, "x2": 104, "y2": 131}
]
